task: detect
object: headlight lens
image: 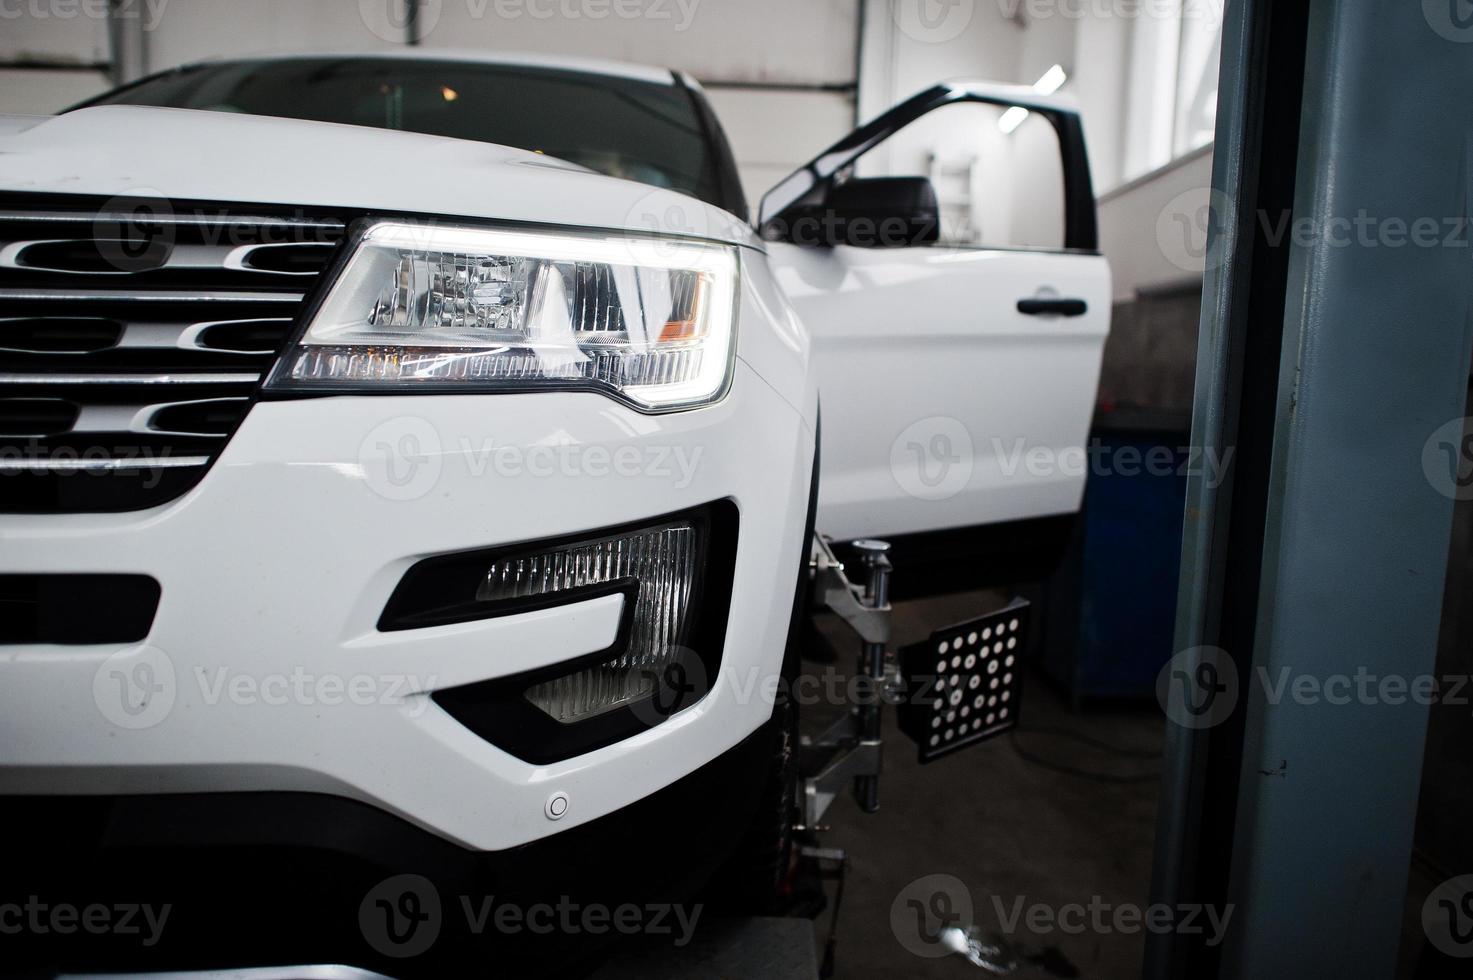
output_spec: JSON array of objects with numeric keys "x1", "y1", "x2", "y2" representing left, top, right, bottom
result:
[{"x1": 266, "y1": 221, "x2": 738, "y2": 411}]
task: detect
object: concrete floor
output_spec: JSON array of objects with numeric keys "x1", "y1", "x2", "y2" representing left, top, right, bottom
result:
[{"x1": 805, "y1": 589, "x2": 1166, "y2": 980}]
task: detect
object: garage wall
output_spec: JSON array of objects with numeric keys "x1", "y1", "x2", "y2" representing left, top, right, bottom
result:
[
  {"x1": 0, "y1": 2, "x2": 112, "y2": 114},
  {"x1": 0, "y1": 0, "x2": 860, "y2": 219},
  {"x1": 1098, "y1": 144, "x2": 1213, "y2": 301}
]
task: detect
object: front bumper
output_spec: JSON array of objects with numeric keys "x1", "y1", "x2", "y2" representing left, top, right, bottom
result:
[{"x1": 0, "y1": 361, "x2": 813, "y2": 851}]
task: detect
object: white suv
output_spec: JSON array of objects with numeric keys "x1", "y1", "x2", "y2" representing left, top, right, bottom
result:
[{"x1": 0, "y1": 52, "x2": 1107, "y2": 976}]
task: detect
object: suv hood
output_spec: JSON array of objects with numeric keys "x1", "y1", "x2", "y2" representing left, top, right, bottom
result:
[{"x1": 0, "y1": 105, "x2": 756, "y2": 246}]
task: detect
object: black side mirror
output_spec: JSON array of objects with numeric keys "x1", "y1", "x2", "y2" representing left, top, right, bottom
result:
[{"x1": 763, "y1": 176, "x2": 941, "y2": 249}]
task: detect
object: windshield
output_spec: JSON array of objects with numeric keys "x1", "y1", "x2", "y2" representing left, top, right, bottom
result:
[{"x1": 79, "y1": 57, "x2": 740, "y2": 213}]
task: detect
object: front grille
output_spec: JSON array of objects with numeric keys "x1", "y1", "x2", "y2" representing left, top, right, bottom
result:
[{"x1": 0, "y1": 196, "x2": 345, "y2": 512}]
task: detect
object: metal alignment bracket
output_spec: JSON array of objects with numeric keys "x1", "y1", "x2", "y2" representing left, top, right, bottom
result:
[
  {"x1": 800, "y1": 710, "x2": 883, "y2": 830},
  {"x1": 810, "y1": 535, "x2": 891, "y2": 646},
  {"x1": 800, "y1": 535, "x2": 894, "y2": 827}
]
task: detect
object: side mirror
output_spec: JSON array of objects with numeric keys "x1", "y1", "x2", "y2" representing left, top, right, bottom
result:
[{"x1": 763, "y1": 176, "x2": 941, "y2": 249}]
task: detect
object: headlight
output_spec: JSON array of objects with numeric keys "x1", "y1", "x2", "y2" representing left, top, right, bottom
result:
[{"x1": 265, "y1": 221, "x2": 738, "y2": 411}]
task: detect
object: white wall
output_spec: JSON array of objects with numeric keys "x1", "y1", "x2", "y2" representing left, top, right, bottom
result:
[
  {"x1": 1098, "y1": 143, "x2": 1213, "y2": 301},
  {"x1": 0, "y1": 0, "x2": 1216, "y2": 293},
  {"x1": 0, "y1": 1, "x2": 112, "y2": 114},
  {"x1": 704, "y1": 88, "x2": 855, "y2": 215}
]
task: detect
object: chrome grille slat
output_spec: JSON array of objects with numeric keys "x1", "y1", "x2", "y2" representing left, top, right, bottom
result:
[
  {"x1": 0, "y1": 288, "x2": 305, "y2": 302},
  {"x1": 0, "y1": 210, "x2": 344, "y2": 230},
  {"x1": 0, "y1": 316, "x2": 294, "y2": 354},
  {"x1": 0, "y1": 197, "x2": 343, "y2": 512},
  {"x1": 0, "y1": 241, "x2": 333, "y2": 277},
  {"x1": 0, "y1": 372, "x2": 261, "y2": 384},
  {"x1": 0, "y1": 455, "x2": 211, "y2": 472}
]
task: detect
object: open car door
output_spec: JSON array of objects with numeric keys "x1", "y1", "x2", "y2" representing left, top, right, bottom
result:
[{"x1": 761, "y1": 82, "x2": 1110, "y2": 579}]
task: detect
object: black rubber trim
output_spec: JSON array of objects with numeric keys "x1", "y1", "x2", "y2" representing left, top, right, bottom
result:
[{"x1": 0, "y1": 573, "x2": 160, "y2": 644}]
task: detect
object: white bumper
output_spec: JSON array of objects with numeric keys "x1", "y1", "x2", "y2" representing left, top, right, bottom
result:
[{"x1": 0, "y1": 362, "x2": 813, "y2": 851}]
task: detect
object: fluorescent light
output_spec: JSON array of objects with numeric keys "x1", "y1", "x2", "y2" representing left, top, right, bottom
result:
[
  {"x1": 1034, "y1": 64, "x2": 1068, "y2": 95},
  {"x1": 1000, "y1": 65, "x2": 1067, "y2": 135},
  {"x1": 998, "y1": 106, "x2": 1030, "y2": 135}
]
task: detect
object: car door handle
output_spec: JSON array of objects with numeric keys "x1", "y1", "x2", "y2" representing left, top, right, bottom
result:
[{"x1": 1017, "y1": 297, "x2": 1088, "y2": 317}]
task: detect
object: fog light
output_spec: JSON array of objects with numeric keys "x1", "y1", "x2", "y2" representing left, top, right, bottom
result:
[
  {"x1": 482, "y1": 521, "x2": 699, "y2": 724},
  {"x1": 385, "y1": 502, "x2": 738, "y2": 764}
]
